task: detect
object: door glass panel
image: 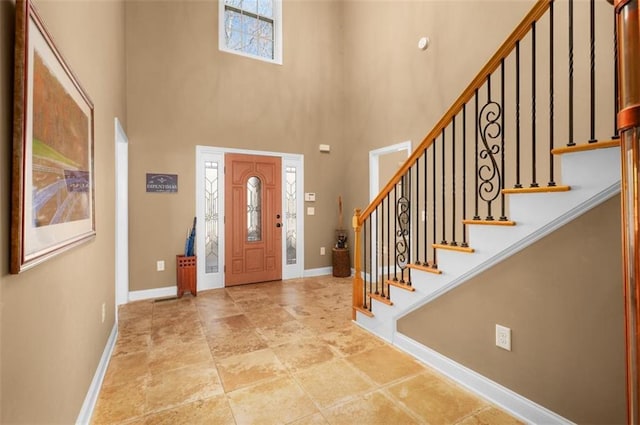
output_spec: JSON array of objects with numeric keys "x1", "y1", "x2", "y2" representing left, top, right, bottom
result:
[
  {"x1": 204, "y1": 161, "x2": 219, "y2": 273},
  {"x1": 247, "y1": 176, "x2": 262, "y2": 241},
  {"x1": 285, "y1": 166, "x2": 297, "y2": 265}
]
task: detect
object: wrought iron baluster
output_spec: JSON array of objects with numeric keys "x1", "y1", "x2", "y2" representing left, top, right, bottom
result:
[
  {"x1": 474, "y1": 90, "x2": 480, "y2": 220},
  {"x1": 432, "y1": 138, "x2": 438, "y2": 267},
  {"x1": 362, "y1": 217, "x2": 371, "y2": 311},
  {"x1": 516, "y1": 41, "x2": 522, "y2": 188},
  {"x1": 568, "y1": 0, "x2": 575, "y2": 147},
  {"x1": 613, "y1": 11, "x2": 620, "y2": 140},
  {"x1": 393, "y1": 184, "x2": 398, "y2": 280},
  {"x1": 423, "y1": 148, "x2": 429, "y2": 265},
  {"x1": 500, "y1": 59, "x2": 507, "y2": 220},
  {"x1": 388, "y1": 193, "x2": 393, "y2": 282},
  {"x1": 441, "y1": 128, "x2": 447, "y2": 244},
  {"x1": 415, "y1": 160, "x2": 420, "y2": 265},
  {"x1": 381, "y1": 191, "x2": 385, "y2": 287},
  {"x1": 479, "y1": 74, "x2": 503, "y2": 221},
  {"x1": 366, "y1": 217, "x2": 371, "y2": 310},
  {"x1": 396, "y1": 175, "x2": 410, "y2": 284},
  {"x1": 462, "y1": 104, "x2": 469, "y2": 247},
  {"x1": 531, "y1": 21, "x2": 539, "y2": 188},
  {"x1": 589, "y1": 0, "x2": 597, "y2": 143},
  {"x1": 549, "y1": 1, "x2": 556, "y2": 187},
  {"x1": 451, "y1": 116, "x2": 458, "y2": 246},
  {"x1": 376, "y1": 205, "x2": 381, "y2": 296}
]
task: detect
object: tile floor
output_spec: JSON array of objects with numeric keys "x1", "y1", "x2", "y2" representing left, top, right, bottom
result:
[{"x1": 91, "y1": 275, "x2": 522, "y2": 425}]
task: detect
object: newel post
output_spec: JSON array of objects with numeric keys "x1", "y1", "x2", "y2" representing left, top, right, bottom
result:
[
  {"x1": 352, "y1": 209, "x2": 363, "y2": 320},
  {"x1": 615, "y1": 1, "x2": 640, "y2": 423}
]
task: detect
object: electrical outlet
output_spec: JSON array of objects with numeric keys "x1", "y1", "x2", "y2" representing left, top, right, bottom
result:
[
  {"x1": 157, "y1": 260, "x2": 165, "y2": 271},
  {"x1": 496, "y1": 324, "x2": 511, "y2": 351},
  {"x1": 101, "y1": 302, "x2": 106, "y2": 323},
  {"x1": 320, "y1": 247, "x2": 326, "y2": 255}
]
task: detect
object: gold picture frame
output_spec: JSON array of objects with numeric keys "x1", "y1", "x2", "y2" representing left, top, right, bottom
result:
[{"x1": 11, "y1": 0, "x2": 95, "y2": 273}]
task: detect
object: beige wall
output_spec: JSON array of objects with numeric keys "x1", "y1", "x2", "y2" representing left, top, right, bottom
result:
[
  {"x1": 0, "y1": 0, "x2": 126, "y2": 422},
  {"x1": 398, "y1": 195, "x2": 625, "y2": 424},
  {"x1": 125, "y1": 0, "x2": 346, "y2": 290}
]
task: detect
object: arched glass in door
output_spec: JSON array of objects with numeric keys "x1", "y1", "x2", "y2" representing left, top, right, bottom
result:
[{"x1": 247, "y1": 176, "x2": 262, "y2": 242}]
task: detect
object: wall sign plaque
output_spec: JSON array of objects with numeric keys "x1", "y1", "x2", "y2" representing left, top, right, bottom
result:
[{"x1": 146, "y1": 173, "x2": 178, "y2": 193}]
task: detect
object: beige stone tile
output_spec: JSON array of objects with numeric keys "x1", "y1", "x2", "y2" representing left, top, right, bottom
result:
[
  {"x1": 201, "y1": 313, "x2": 253, "y2": 337},
  {"x1": 288, "y1": 412, "x2": 331, "y2": 425},
  {"x1": 112, "y1": 332, "x2": 151, "y2": 358},
  {"x1": 197, "y1": 300, "x2": 244, "y2": 321},
  {"x1": 141, "y1": 395, "x2": 235, "y2": 425},
  {"x1": 216, "y1": 347, "x2": 287, "y2": 392},
  {"x1": 257, "y1": 320, "x2": 317, "y2": 347},
  {"x1": 322, "y1": 390, "x2": 419, "y2": 425},
  {"x1": 145, "y1": 361, "x2": 224, "y2": 413},
  {"x1": 300, "y1": 314, "x2": 352, "y2": 334},
  {"x1": 149, "y1": 341, "x2": 213, "y2": 372},
  {"x1": 294, "y1": 358, "x2": 374, "y2": 409},
  {"x1": 387, "y1": 371, "x2": 487, "y2": 424},
  {"x1": 282, "y1": 304, "x2": 329, "y2": 320},
  {"x1": 273, "y1": 337, "x2": 338, "y2": 372},
  {"x1": 228, "y1": 376, "x2": 318, "y2": 424},
  {"x1": 118, "y1": 300, "x2": 154, "y2": 322},
  {"x1": 243, "y1": 306, "x2": 297, "y2": 328},
  {"x1": 457, "y1": 406, "x2": 524, "y2": 425},
  {"x1": 102, "y1": 351, "x2": 150, "y2": 387},
  {"x1": 320, "y1": 324, "x2": 386, "y2": 357},
  {"x1": 207, "y1": 329, "x2": 269, "y2": 359},
  {"x1": 91, "y1": 377, "x2": 147, "y2": 424},
  {"x1": 346, "y1": 345, "x2": 424, "y2": 385}
]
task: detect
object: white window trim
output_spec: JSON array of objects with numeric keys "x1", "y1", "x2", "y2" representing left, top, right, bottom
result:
[{"x1": 218, "y1": 0, "x2": 283, "y2": 65}]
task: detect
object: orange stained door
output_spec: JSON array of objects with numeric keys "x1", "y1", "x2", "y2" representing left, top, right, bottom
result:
[{"x1": 224, "y1": 153, "x2": 282, "y2": 286}]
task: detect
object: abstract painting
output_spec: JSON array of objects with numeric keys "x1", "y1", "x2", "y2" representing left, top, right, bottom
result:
[{"x1": 11, "y1": 0, "x2": 95, "y2": 273}]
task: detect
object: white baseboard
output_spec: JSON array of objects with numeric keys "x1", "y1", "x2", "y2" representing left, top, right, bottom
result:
[
  {"x1": 128, "y1": 285, "x2": 177, "y2": 301},
  {"x1": 394, "y1": 333, "x2": 574, "y2": 425},
  {"x1": 303, "y1": 267, "x2": 332, "y2": 277},
  {"x1": 76, "y1": 323, "x2": 118, "y2": 425}
]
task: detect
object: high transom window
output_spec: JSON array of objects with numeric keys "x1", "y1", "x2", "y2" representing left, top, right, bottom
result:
[{"x1": 219, "y1": 0, "x2": 282, "y2": 64}]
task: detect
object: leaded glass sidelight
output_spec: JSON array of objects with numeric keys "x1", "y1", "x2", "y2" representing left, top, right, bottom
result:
[
  {"x1": 247, "y1": 176, "x2": 262, "y2": 241},
  {"x1": 285, "y1": 166, "x2": 297, "y2": 264},
  {"x1": 204, "y1": 161, "x2": 219, "y2": 273}
]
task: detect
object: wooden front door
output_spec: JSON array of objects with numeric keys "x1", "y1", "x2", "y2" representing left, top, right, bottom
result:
[{"x1": 224, "y1": 153, "x2": 282, "y2": 286}]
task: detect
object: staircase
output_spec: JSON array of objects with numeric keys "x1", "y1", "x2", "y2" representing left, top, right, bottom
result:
[{"x1": 351, "y1": 0, "x2": 620, "y2": 423}]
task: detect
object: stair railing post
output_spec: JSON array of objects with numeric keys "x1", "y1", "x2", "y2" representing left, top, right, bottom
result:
[
  {"x1": 615, "y1": 1, "x2": 640, "y2": 422},
  {"x1": 352, "y1": 208, "x2": 363, "y2": 320}
]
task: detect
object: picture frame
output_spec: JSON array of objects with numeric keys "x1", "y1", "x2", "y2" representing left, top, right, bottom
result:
[{"x1": 11, "y1": 0, "x2": 95, "y2": 274}]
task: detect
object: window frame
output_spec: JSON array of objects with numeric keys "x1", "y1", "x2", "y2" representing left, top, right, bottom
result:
[{"x1": 218, "y1": 0, "x2": 283, "y2": 65}]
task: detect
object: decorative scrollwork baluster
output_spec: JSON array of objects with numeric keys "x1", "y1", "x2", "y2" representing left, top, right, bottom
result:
[
  {"x1": 477, "y1": 101, "x2": 503, "y2": 221},
  {"x1": 396, "y1": 177, "x2": 410, "y2": 283}
]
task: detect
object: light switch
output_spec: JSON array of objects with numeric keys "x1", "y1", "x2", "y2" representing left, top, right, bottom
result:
[{"x1": 307, "y1": 207, "x2": 315, "y2": 216}]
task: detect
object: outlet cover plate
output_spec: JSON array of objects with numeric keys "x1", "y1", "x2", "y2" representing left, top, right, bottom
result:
[{"x1": 496, "y1": 324, "x2": 511, "y2": 351}]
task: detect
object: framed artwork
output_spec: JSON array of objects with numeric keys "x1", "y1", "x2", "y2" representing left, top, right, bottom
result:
[{"x1": 11, "y1": 0, "x2": 95, "y2": 274}]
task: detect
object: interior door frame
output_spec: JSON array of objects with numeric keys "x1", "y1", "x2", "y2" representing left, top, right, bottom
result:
[
  {"x1": 114, "y1": 118, "x2": 129, "y2": 309},
  {"x1": 368, "y1": 141, "x2": 412, "y2": 278},
  {"x1": 195, "y1": 145, "x2": 305, "y2": 290}
]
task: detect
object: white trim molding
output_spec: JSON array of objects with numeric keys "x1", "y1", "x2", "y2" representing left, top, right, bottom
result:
[
  {"x1": 129, "y1": 286, "x2": 177, "y2": 302},
  {"x1": 394, "y1": 333, "x2": 575, "y2": 425},
  {"x1": 75, "y1": 324, "x2": 118, "y2": 425}
]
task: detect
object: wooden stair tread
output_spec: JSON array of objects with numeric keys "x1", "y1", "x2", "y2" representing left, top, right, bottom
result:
[
  {"x1": 432, "y1": 243, "x2": 475, "y2": 253},
  {"x1": 463, "y1": 219, "x2": 516, "y2": 226},
  {"x1": 502, "y1": 185, "x2": 570, "y2": 194},
  {"x1": 353, "y1": 306, "x2": 374, "y2": 318},
  {"x1": 368, "y1": 292, "x2": 393, "y2": 306},
  {"x1": 551, "y1": 139, "x2": 619, "y2": 155},
  {"x1": 386, "y1": 279, "x2": 415, "y2": 292},
  {"x1": 407, "y1": 263, "x2": 443, "y2": 274}
]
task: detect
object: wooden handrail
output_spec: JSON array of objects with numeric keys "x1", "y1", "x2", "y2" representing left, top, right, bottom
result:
[{"x1": 358, "y1": 0, "x2": 553, "y2": 224}]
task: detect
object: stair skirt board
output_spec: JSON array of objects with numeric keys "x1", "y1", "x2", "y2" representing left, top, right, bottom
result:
[{"x1": 393, "y1": 333, "x2": 575, "y2": 425}]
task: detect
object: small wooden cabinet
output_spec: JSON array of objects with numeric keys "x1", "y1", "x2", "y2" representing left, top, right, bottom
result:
[
  {"x1": 176, "y1": 255, "x2": 197, "y2": 297},
  {"x1": 332, "y1": 248, "x2": 350, "y2": 277}
]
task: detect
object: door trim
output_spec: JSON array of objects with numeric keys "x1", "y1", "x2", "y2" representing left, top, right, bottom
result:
[
  {"x1": 195, "y1": 146, "x2": 305, "y2": 290},
  {"x1": 114, "y1": 118, "x2": 129, "y2": 309}
]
